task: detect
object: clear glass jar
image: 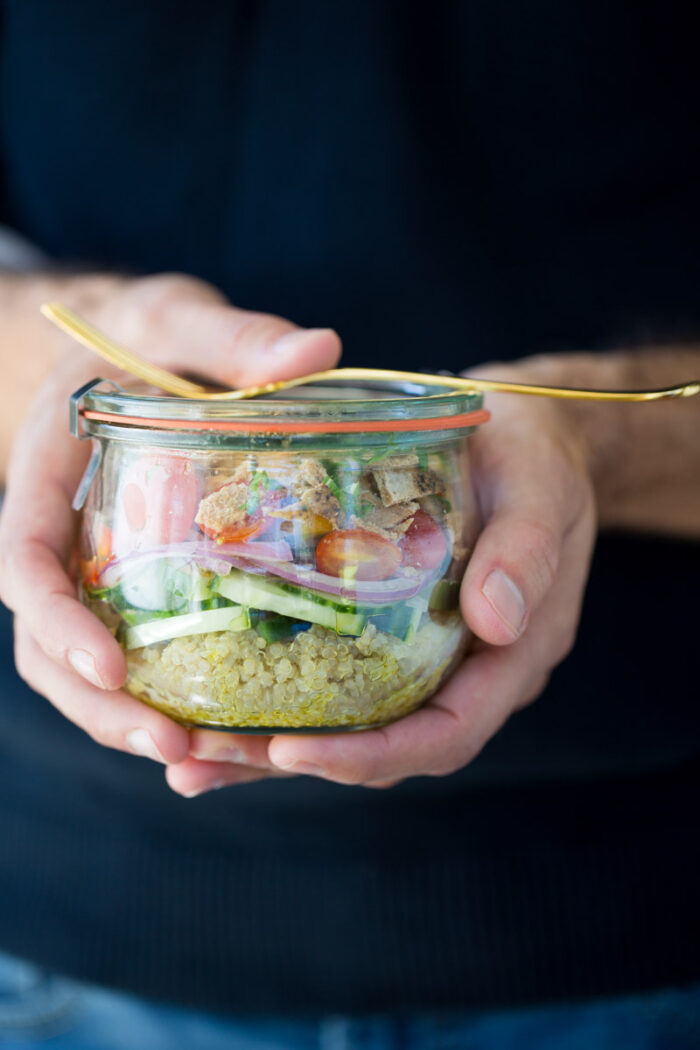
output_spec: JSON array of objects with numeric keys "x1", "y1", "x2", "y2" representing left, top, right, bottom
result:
[{"x1": 70, "y1": 377, "x2": 489, "y2": 731}]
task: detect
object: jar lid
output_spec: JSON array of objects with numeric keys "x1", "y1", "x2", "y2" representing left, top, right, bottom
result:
[{"x1": 71, "y1": 377, "x2": 490, "y2": 449}]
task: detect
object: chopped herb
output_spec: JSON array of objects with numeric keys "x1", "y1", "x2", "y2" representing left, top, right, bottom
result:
[
  {"x1": 417, "y1": 450, "x2": 428, "y2": 470},
  {"x1": 367, "y1": 446, "x2": 394, "y2": 464},
  {"x1": 246, "y1": 469, "x2": 270, "y2": 515},
  {"x1": 323, "y1": 475, "x2": 343, "y2": 502},
  {"x1": 355, "y1": 499, "x2": 376, "y2": 519}
]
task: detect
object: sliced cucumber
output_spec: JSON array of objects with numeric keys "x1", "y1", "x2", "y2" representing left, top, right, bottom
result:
[
  {"x1": 254, "y1": 614, "x2": 311, "y2": 644},
  {"x1": 123, "y1": 605, "x2": 250, "y2": 650},
  {"x1": 116, "y1": 560, "x2": 179, "y2": 612},
  {"x1": 119, "y1": 607, "x2": 176, "y2": 628},
  {"x1": 216, "y1": 570, "x2": 367, "y2": 636},
  {"x1": 118, "y1": 594, "x2": 236, "y2": 627},
  {"x1": 428, "y1": 579, "x2": 460, "y2": 611},
  {"x1": 369, "y1": 597, "x2": 427, "y2": 642},
  {"x1": 114, "y1": 562, "x2": 220, "y2": 614}
]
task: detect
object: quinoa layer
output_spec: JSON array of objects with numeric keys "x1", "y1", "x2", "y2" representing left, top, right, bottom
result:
[{"x1": 125, "y1": 616, "x2": 466, "y2": 730}]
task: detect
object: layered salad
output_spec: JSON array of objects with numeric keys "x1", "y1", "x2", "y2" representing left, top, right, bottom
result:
[{"x1": 80, "y1": 447, "x2": 471, "y2": 729}]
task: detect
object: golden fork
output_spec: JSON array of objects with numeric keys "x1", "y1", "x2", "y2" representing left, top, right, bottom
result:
[{"x1": 41, "y1": 301, "x2": 700, "y2": 403}]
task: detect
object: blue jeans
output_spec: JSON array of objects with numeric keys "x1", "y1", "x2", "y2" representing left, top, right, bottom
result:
[{"x1": 1, "y1": 950, "x2": 699, "y2": 1049}]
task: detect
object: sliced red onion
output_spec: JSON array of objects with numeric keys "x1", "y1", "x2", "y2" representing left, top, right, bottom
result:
[
  {"x1": 229, "y1": 558, "x2": 435, "y2": 603},
  {"x1": 95, "y1": 538, "x2": 431, "y2": 605},
  {"x1": 211, "y1": 539, "x2": 293, "y2": 562},
  {"x1": 97, "y1": 545, "x2": 197, "y2": 588},
  {"x1": 97, "y1": 539, "x2": 292, "y2": 588}
]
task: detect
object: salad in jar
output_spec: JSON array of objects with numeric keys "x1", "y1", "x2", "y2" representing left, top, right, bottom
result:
[{"x1": 73, "y1": 379, "x2": 486, "y2": 730}]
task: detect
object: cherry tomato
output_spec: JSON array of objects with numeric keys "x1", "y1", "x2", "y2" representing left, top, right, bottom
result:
[
  {"x1": 79, "y1": 526, "x2": 115, "y2": 589},
  {"x1": 114, "y1": 453, "x2": 199, "y2": 551},
  {"x1": 79, "y1": 557, "x2": 101, "y2": 589},
  {"x1": 400, "y1": 509, "x2": 448, "y2": 570},
  {"x1": 316, "y1": 529, "x2": 402, "y2": 581},
  {"x1": 95, "y1": 525, "x2": 114, "y2": 563},
  {"x1": 200, "y1": 517, "x2": 265, "y2": 544}
]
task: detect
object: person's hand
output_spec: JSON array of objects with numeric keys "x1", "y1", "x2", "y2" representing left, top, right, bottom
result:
[
  {"x1": 172, "y1": 366, "x2": 596, "y2": 793},
  {"x1": 0, "y1": 272, "x2": 341, "y2": 776}
]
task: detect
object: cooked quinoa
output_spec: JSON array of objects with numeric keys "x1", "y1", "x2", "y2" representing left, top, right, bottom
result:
[{"x1": 125, "y1": 616, "x2": 466, "y2": 730}]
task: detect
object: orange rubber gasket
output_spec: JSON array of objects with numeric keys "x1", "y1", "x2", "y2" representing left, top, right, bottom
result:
[{"x1": 81, "y1": 408, "x2": 491, "y2": 433}]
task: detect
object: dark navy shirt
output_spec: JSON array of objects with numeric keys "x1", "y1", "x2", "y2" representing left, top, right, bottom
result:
[{"x1": 0, "y1": 0, "x2": 698, "y2": 1013}]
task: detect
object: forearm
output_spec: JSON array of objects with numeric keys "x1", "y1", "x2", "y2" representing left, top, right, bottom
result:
[{"x1": 496, "y1": 347, "x2": 700, "y2": 538}]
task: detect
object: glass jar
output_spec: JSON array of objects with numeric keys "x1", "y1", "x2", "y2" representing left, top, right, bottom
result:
[{"x1": 70, "y1": 377, "x2": 489, "y2": 732}]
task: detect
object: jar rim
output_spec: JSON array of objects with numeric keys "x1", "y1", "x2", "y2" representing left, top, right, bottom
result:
[{"x1": 71, "y1": 377, "x2": 490, "y2": 439}]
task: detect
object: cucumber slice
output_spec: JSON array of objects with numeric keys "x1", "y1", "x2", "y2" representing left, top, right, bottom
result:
[
  {"x1": 118, "y1": 594, "x2": 235, "y2": 627},
  {"x1": 254, "y1": 614, "x2": 311, "y2": 644},
  {"x1": 123, "y1": 605, "x2": 250, "y2": 650},
  {"x1": 119, "y1": 607, "x2": 176, "y2": 628},
  {"x1": 428, "y1": 579, "x2": 460, "y2": 611},
  {"x1": 217, "y1": 570, "x2": 367, "y2": 636},
  {"x1": 369, "y1": 598, "x2": 427, "y2": 642},
  {"x1": 115, "y1": 562, "x2": 220, "y2": 613},
  {"x1": 116, "y1": 560, "x2": 179, "y2": 611}
]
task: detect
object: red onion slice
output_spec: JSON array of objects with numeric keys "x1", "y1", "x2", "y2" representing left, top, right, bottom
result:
[
  {"x1": 94, "y1": 539, "x2": 432, "y2": 605},
  {"x1": 227, "y1": 557, "x2": 434, "y2": 603},
  {"x1": 96, "y1": 539, "x2": 292, "y2": 588}
]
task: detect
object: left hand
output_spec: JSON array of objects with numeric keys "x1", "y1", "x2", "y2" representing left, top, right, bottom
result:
[{"x1": 168, "y1": 370, "x2": 596, "y2": 794}]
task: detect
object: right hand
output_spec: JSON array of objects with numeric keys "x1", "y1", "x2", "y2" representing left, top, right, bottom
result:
[{"x1": 0, "y1": 272, "x2": 341, "y2": 783}]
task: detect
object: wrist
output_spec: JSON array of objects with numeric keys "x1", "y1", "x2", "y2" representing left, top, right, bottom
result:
[{"x1": 472, "y1": 348, "x2": 700, "y2": 536}]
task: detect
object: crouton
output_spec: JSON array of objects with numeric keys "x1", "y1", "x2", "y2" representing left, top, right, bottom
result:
[
  {"x1": 195, "y1": 482, "x2": 248, "y2": 534},
  {"x1": 372, "y1": 461, "x2": 444, "y2": 506},
  {"x1": 350, "y1": 500, "x2": 418, "y2": 542}
]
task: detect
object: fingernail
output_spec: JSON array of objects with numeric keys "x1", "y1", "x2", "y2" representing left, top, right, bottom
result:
[
  {"x1": 69, "y1": 648, "x2": 105, "y2": 688},
  {"x1": 270, "y1": 328, "x2": 330, "y2": 356},
  {"x1": 482, "y1": 570, "x2": 526, "y2": 637},
  {"x1": 276, "y1": 759, "x2": 327, "y2": 777},
  {"x1": 182, "y1": 778, "x2": 227, "y2": 798},
  {"x1": 189, "y1": 745, "x2": 246, "y2": 763},
  {"x1": 126, "y1": 728, "x2": 167, "y2": 764}
]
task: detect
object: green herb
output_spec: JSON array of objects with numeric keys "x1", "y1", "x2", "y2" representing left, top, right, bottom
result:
[
  {"x1": 355, "y1": 499, "x2": 376, "y2": 519},
  {"x1": 417, "y1": 450, "x2": 428, "y2": 470},
  {"x1": 246, "y1": 469, "x2": 270, "y2": 515},
  {"x1": 367, "y1": 446, "x2": 394, "y2": 464},
  {"x1": 323, "y1": 474, "x2": 343, "y2": 503}
]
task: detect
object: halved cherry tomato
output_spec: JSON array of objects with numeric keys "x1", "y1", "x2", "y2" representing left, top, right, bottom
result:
[
  {"x1": 79, "y1": 557, "x2": 101, "y2": 589},
  {"x1": 316, "y1": 528, "x2": 402, "y2": 581},
  {"x1": 200, "y1": 517, "x2": 265, "y2": 544},
  {"x1": 79, "y1": 525, "x2": 115, "y2": 589},
  {"x1": 114, "y1": 453, "x2": 199, "y2": 552},
  {"x1": 95, "y1": 525, "x2": 114, "y2": 563},
  {"x1": 400, "y1": 509, "x2": 449, "y2": 570}
]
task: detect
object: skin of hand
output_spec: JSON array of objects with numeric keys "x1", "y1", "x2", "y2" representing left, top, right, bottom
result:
[
  {"x1": 0, "y1": 272, "x2": 341, "y2": 776},
  {"x1": 173, "y1": 347, "x2": 700, "y2": 796}
]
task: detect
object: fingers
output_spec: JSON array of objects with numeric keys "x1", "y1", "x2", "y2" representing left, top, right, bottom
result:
[
  {"x1": 267, "y1": 513, "x2": 593, "y2": 786},
  {"x1": 188, "y1": 728, "x2": 276, "y2": 768},
  {"x1": 184, "y1": 730, "x2": 400, "y2": 794},
  {"x1": 1, "y1": 536, "x2": 126, "y2": 688},
  {"x1": 14, "y1": 621, "x2": 189, "y2": 763},
  {"x1": 460, "y1": 420, "x2": 592, "y2": 646},
  {"x1": 266, "y1": 647, "x2": 520, "y2": 785},
  {"x1": 165, "y1": 755, "x2": 294, "y2": 798},
  {"x1": 0, "y1": 414, "x2": 127, "y2": 690},
  {"x1": 99, "y1": 274, "x2": 342, "y2": 388}
]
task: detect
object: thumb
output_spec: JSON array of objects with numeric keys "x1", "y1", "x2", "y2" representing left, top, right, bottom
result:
[
  {"x1": 103, "y1": 274, "x2": 342, "y2": 387},
  {"x1": 460, "y1": 431, "x2": 584, "y2": 646}
]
